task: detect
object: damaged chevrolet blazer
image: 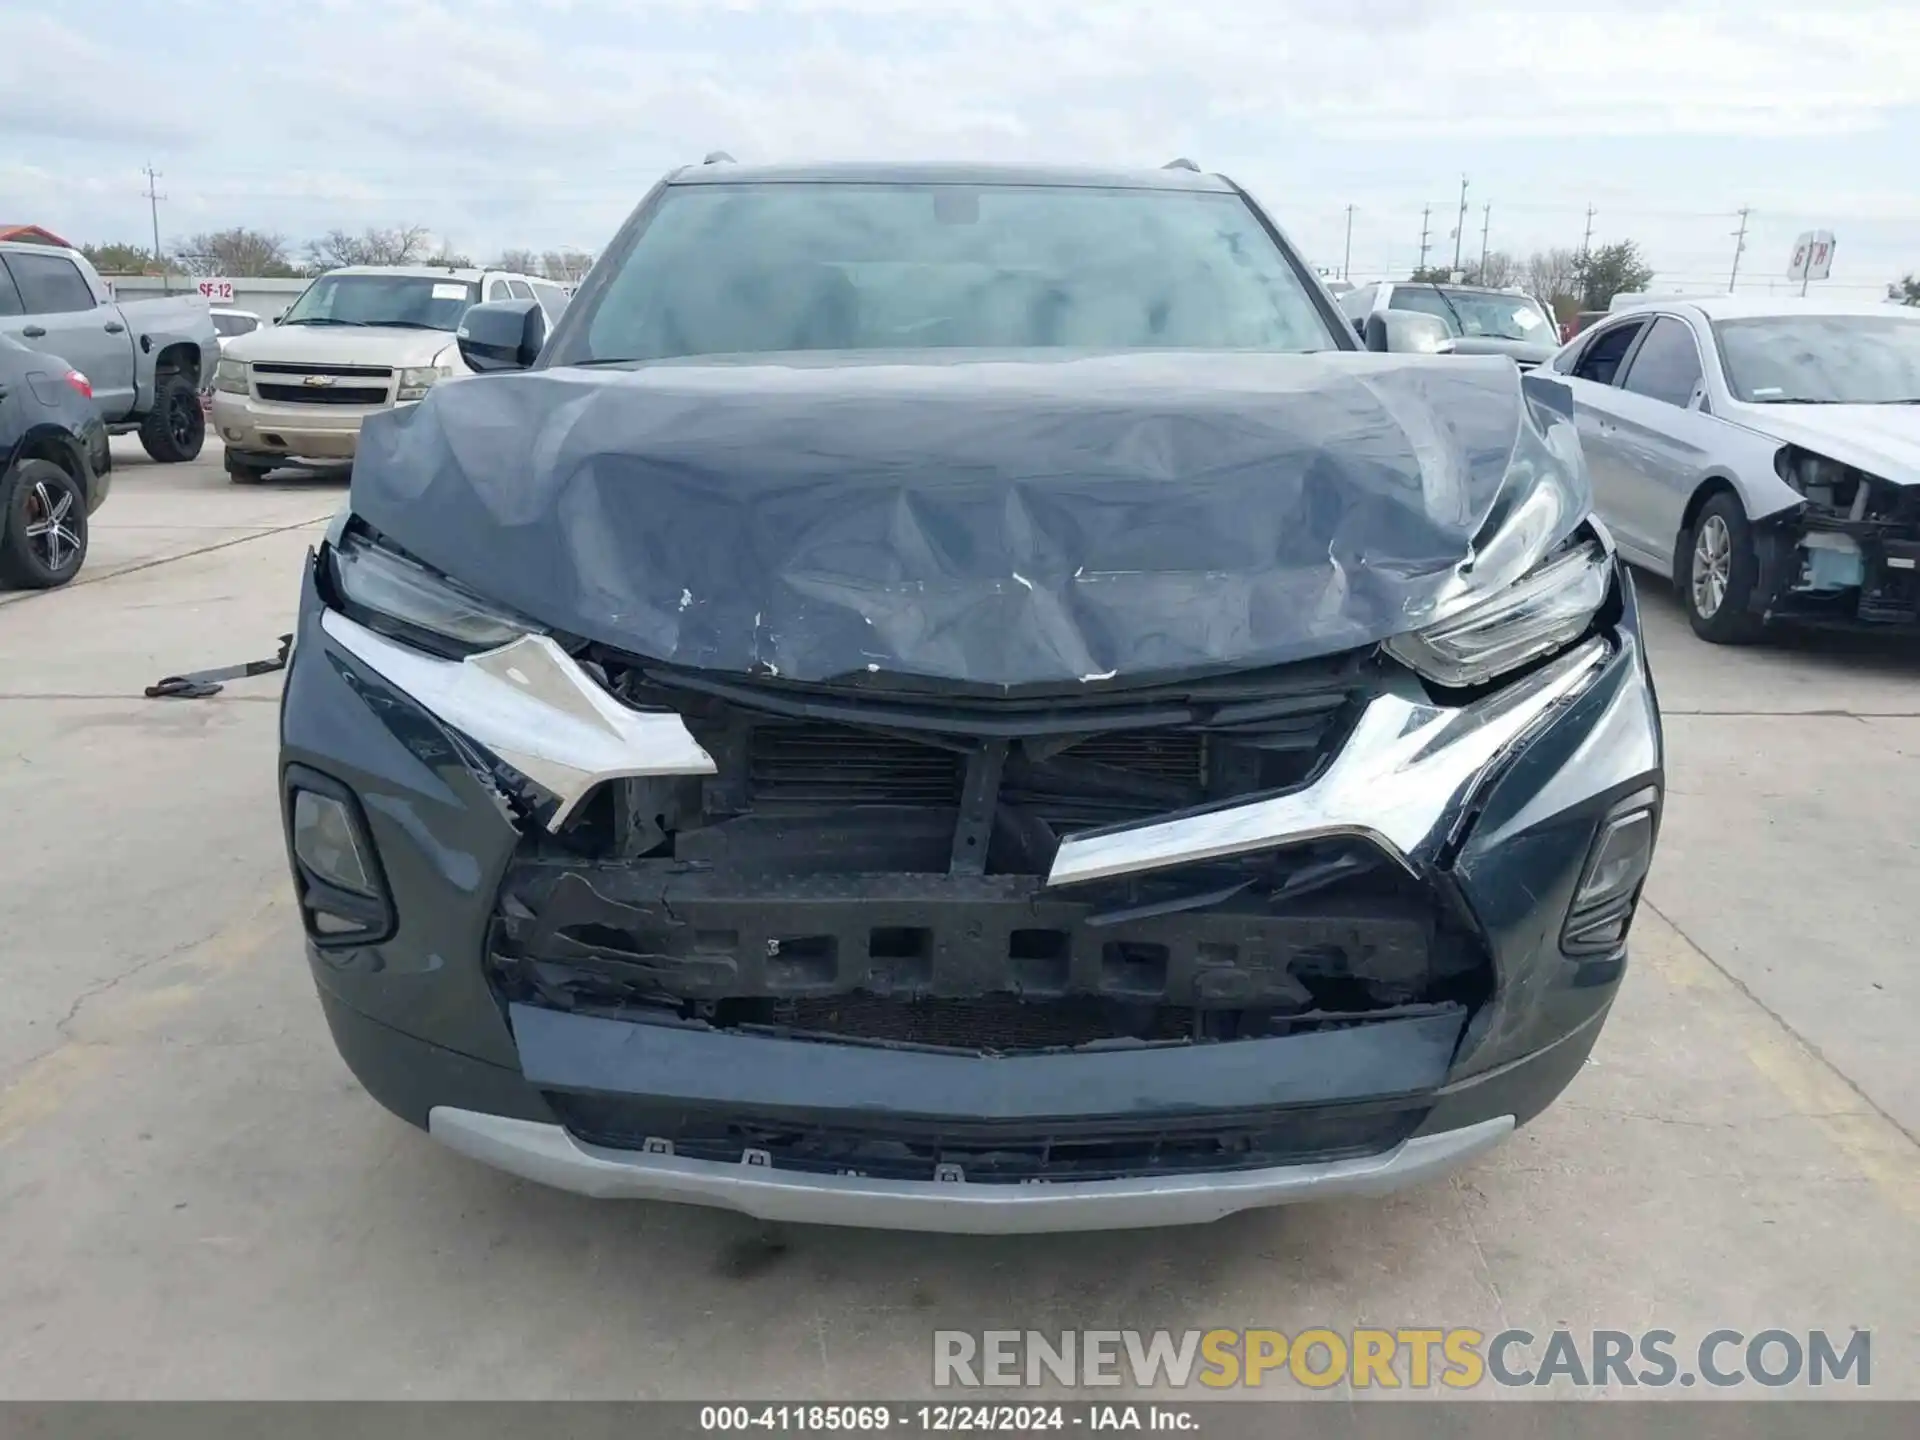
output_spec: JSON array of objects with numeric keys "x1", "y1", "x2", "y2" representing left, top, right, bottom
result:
[{"x1": 279, "y1": 161, "x2": 1664, "y2": 1232}]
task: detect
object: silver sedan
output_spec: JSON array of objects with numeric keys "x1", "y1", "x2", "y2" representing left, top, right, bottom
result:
[{"x1": 1544, "y1": 296, "x2": 1920, "y2": 642}]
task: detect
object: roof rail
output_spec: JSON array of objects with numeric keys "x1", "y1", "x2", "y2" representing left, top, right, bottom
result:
[
  {"x1": 1162, "y1": 157, "x2": 1201, "y2": 173},
  {"x1": 703, "y1": 150, "x2": 736, "y2": 165}
]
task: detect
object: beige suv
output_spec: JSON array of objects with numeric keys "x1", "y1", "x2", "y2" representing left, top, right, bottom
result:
[{"x1": 208, "y1": 265, "x2": 571, "y2": 481}]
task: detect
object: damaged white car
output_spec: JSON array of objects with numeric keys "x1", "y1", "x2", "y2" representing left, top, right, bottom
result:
[{"x1": 1548, "y1": 296, "x2": 1920, "y2": 641}]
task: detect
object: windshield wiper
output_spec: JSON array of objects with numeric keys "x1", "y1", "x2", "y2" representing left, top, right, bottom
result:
[
  {"x1": 370, "y1": 320, "x2": 447, "y2": 330},
  {"x1": 282, "y1": 317, "x2": 368, "y2": 326},
  {"x1": 1424, "y1": 285, "x2": 1469, "y2": 336}
]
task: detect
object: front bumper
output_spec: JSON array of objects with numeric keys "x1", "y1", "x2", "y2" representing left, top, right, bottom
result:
[
  {"x1": 281, "y1": 559, "x2": 1663, "y2": 1230},
  {"x1": 210, "y1": 389, "x2": 383, "y2": 461},
  {"x1": 80, "y1": 415, "x2": 111, "y2": 513},
  {"x1": 1756, "y1": 512, "x2": 1920, "y2": 629},
  {"x1": 429, "y1": 1109, "x2": 1515, "y2": 1233}
]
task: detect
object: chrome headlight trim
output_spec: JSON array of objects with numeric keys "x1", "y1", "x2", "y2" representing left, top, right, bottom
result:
[
  {"x1": 320, "y1": 608, "x2": 716, "y2": 830},
  {"x1": 1047, "y1": 637, "x2": 1609, "y2": 889}
]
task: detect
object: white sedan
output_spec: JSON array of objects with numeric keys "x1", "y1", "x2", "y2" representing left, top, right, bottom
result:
[{"x1": 1544, "y1": 296, "x2": 1920, "y2": 642}]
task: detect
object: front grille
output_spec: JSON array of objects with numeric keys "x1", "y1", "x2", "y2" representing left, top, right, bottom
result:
[
  {"x1": 257, "y1": 383, "x2": 390, "y2": 406},
  {"x1": 748, "y1": 722, "x2": 963, "y2": 805},
  {"x1": 741, "y1": 722, "x2": 1221, "y2": 808},
  {"x1": 252, "y1": 362, "x2": 394, "y2": 378},
  {"x1": 547, "y1": 1092, "x2": 1424, "y2": 1183},
  {"x1": 1060, "y1": 730, "x2": 1204, "y2": 784}
]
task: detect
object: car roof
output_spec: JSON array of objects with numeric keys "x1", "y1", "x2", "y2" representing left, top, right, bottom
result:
[
  {"x1": 324, "y1": 265, "x2": 491, "y2": 281},
  {"x1": 1614, "y1": 294, "x2": 1916, "y2": 323},
  {"x1": 1389, "y1": 280, "x2": 1536, "y2": 297},
  {"x1": 667, "y1": 160, "x2": 1239, "y2": 193}
]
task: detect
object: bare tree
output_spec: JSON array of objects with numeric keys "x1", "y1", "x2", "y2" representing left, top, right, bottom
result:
[
  {"x1": 540, "y1": 248, "x2": 596, "y2": 283},
  {"x1": 426, "y1": 245, "x2": 474, "y2": 268},
  {"x1": 182, "y1": 227, "x2": 298, "y2": 277},
  {"x1": 1525, "y1": 248, "x2": 1581, "y2": 310},
  {"x1": 306, "y1": 225, "x2": 433, "y2": 269},
  {"x1": 495, "y1": 248, "x2": 540, "y2": 274},
  {"x1": 1466, "y1": 251, "x2": 1519, "y2": 288}
]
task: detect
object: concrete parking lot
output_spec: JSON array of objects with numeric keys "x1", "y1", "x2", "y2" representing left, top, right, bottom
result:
[{"x1": 1, "y1": 440, "x2": 1915, "y2": 1399}]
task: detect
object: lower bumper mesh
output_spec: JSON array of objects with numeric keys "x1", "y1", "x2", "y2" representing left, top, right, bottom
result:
[{"x1": 546, "y1": 1093, "x2": 1426, "y2": 1184}]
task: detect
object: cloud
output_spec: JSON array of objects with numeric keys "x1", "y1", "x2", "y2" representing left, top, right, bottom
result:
[{"x1": 13, "y1": 0, "x2": 1920, "y2": 283}]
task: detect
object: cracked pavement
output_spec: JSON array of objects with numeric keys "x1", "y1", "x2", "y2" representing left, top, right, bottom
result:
[{"x1": 0, "y1": 440, "x2": 1915, "y2": 1398}]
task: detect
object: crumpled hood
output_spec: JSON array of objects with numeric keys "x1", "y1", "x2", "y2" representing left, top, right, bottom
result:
[
  {"x1": 349, "y1": 350, "x2": 1587, "y2": 690},
  {"x1": 1727, "y1": 401, "x2": 1920, "y2": 485},
  {"x1": 226, "y1": 323, "x2": 458, "y2": 369}
]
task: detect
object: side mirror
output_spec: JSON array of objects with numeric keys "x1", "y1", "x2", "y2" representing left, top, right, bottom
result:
[
  {"x1": 456, "y1": 299, "x2": 545, "y2": 373},
  {"x1": 1366, "y1": 310, "x2": 1455, "y2": 355}
]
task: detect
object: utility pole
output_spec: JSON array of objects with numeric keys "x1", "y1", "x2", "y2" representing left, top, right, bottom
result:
[
  {"x1": 142, "y1": 164, "x2": 167, "y2": 293},
  {"x1": 1728, "y1": 206, "x2": 1751, "y2": 292},
  {"x1": 1417, "y1": 204, "x2": 1432, "y2": 274},
  {"x1": 1342, "y1": 204, "x2": 1355, "y2": 280},
  {"x1": 1579, "y1": 204, "x2": 1596, "y2": 260},
  {"x1": 1451, "y1": 174, "x2": 1469, "y2": 274},
  {"x1": 1479, "y1": 202, "x2": 1491, "y2": 279}
]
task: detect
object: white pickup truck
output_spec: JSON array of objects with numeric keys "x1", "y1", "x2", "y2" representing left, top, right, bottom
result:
[{"x1": 0, "y1": 241, "x2": 221, "y2": 463}]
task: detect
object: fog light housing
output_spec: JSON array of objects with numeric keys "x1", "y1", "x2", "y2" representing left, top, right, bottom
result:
[
  {"x1": 1562, "y1": 787, "x2": 1659, "y2": 954},
  {"x1": 284, "y1": 765, "x2": 394, "y2": 946}
]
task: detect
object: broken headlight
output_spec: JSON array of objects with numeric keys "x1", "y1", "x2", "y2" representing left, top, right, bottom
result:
[
  {"x1": 328, "y1": 528, "x2": 540, "y2": 657},
  {"x1": 1776, "y1": 445, "x2": 1881, "y2": 518},
  {"x1": 1386, "y1": 533, "x2": 1610, "y2": 689}
]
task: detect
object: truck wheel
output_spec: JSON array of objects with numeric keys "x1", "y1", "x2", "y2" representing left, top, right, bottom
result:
[
  {"x1": 225, "y1": 451, "x2": 273, "y2": 484},
  {"x1": 1681, "y1": 491, "x2": 1765, "y2": 644},
  {"x1": 0, "y1": 459, "x2": 89, "y2": 589},
  {"x1": 139, "y1": 374, "x2": 206, "y2": 463}
]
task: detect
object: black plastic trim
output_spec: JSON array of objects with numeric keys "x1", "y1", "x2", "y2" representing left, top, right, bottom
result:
[{"x1": 281, "y1": 762, "x2": 397, "y2": 949}]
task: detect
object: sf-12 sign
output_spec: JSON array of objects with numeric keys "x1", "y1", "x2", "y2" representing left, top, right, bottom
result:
[
  {"x1": 1787, "y1": 231, "x2": 1835, "y2": 283},
  {"x1": 196, "y1": 277, "x2": 236, "y2": 304}
]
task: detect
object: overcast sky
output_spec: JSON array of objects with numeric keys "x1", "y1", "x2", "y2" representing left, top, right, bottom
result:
[{"x1": 5, "y1": 0, "x2": 1917, "y2": 293}]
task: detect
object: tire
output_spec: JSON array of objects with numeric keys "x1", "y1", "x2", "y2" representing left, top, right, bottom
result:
[
  {"x1": 138, "y1": 372, "x2": 206, "y2": 463},
  {"x1": 0, "y1": 459, "x2": 89, "y2": 589},
  {"x1": 1680, "y1": 491, "x2": 1765, "y2": 644},
  {"x1": 225, "y1": 451, "x2": 272, "y2": 485}
]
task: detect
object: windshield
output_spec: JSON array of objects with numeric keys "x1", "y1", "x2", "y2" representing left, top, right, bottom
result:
[
  {"x1": 565, "y1": 182, "x2": 1340, "y2": 363},
  {"x1": 280, "y1": 274, "x2": 479, "y2": 331},
  {"x1": 1389, "y1": 286, "x2": 1555, "y2": 343},
  {"x1": 1715, "y1": 314, "x2": 1920, "y2": 404}
]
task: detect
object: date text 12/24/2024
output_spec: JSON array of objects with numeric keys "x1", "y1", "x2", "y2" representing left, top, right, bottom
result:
[{"x1": 700, "y1": 1405, "x2": 1199, "y2": 1432}]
